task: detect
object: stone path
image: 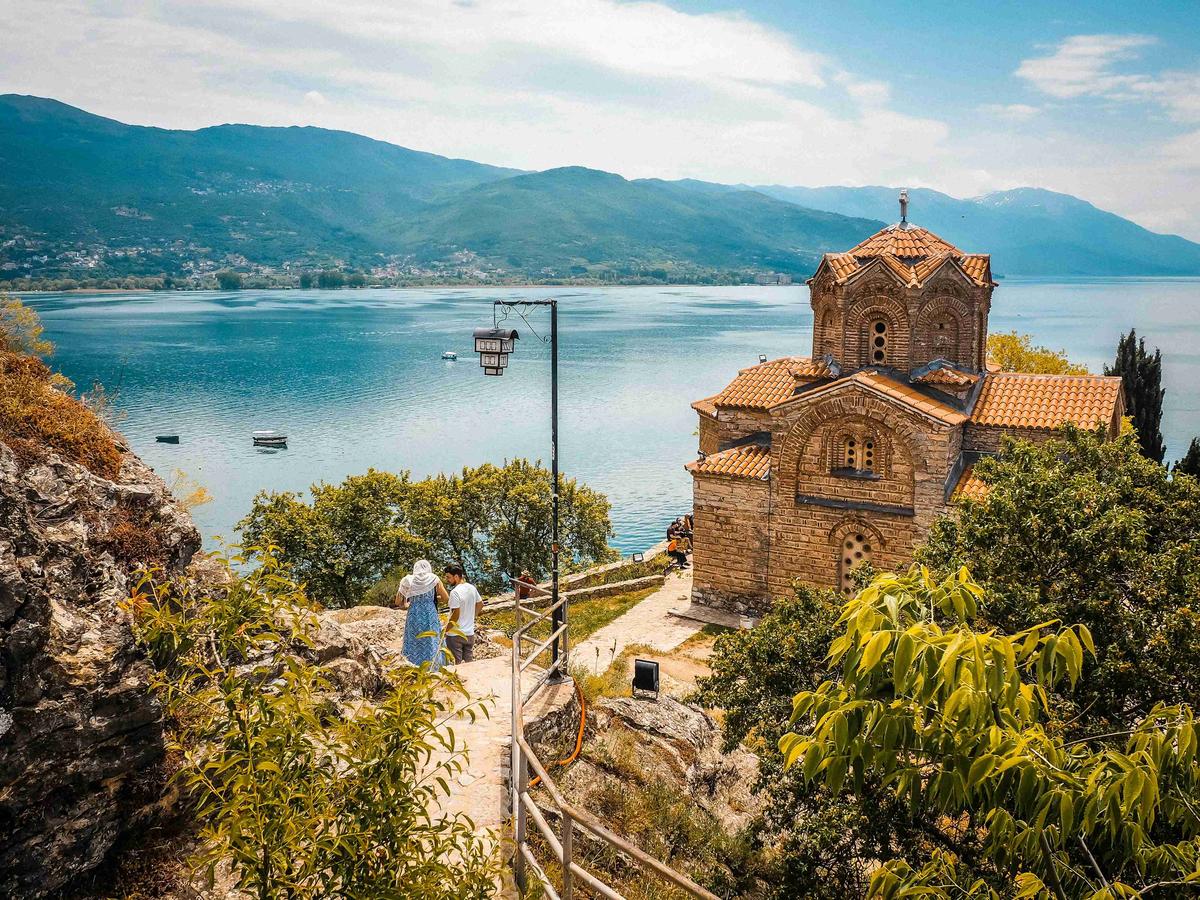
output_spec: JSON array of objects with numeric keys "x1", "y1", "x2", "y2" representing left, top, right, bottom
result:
[
  {"x1": 434, "y1": 656, "x2": 574, "y2": 829},
  {"x1": 571, "y1": 568, "x2": 702, "y2": 674}
]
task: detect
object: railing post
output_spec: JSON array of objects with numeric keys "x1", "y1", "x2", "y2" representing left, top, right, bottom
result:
[
  {"x1": 561, "y1": 809, "x2": 574, "y2": 900},
  {"x1": 512, "y1": 583, "x2": 527, "y2": 894},
  {"x1": 514, "y1": 738, "x2": 528, "y2": 893}
]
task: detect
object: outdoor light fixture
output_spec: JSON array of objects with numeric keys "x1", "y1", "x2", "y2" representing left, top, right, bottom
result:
[
  {"x1": 631, "y1": 552, "x2": 644, "y2": 563},
  {"x1": 473, "y1": 326, "x2": 519, "y2": 376},
  {"x1": 758, "y1": 353, "x2": 768, "y2": 363},
  {"x1": 632, "y1": 658, "x2": 660, "y2": 700}
]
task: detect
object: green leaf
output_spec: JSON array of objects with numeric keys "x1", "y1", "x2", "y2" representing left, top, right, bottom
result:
[{"x1": 861, "y1": 631, "x2": 892, "y2": 673}]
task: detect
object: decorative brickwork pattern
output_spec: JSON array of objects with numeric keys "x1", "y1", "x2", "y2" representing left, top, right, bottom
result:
[{"x1": 687, "y1": 208, "x2": 1123, "y2": 615}]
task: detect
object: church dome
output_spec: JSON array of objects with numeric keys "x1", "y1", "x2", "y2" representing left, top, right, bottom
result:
[
  {"x1": 848, "y1": 223, "x2": 962, "y2": 262},
  {"x1": 812, "y1": 190, "x2": 992, "y2": 288}
]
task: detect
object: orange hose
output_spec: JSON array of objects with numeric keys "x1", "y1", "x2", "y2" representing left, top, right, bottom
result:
[{"x1": 528, "y1": 680, "x2": 587, "y2": 789}]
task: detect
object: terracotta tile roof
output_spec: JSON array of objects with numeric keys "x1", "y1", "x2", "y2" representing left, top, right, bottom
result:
[
  {"x1": 826, "y1": 253, "x2": 860, "y2": 280},
  {"x1": 912, "y1": 367, "x2": 980, "y2": 389},
  {"x1": 686, "y1": 443, "x2": 771, "y2": 480},
  {"x1": 970, "y1": 373, "x2": 1123, "y2": 430},
  {"x1": 813, "y1": 223, "x2": 992, "y2": 288},
  {"x1": 789, "y1": 358, "x2": 834, "y2": 380},
  {"x1": 712, "y1": 357, "x2": 806, "y2": 410},
  {"x1": 851, "y1": 371, "x2": 968, "y2": 425},
  {"x1": 952, "y1": 465, "x2": 989, "y2": 502},
  {"x1": 779, "y1": 370, "x2": 968, "y2": 425},
  {"x1": 877, "y1": 253, "x2": 918, "y2": 283},
  {"x1": 960, "y1": 254, "x2": 991, "y2": 283},
  {"x1": 850, "y1": 224, "x2": 962, "y2": 260},
  {"x1": 691, "y1": 395, "x2": 718, "y2": 417}
]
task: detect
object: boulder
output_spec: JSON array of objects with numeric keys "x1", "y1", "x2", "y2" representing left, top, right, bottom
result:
[
  {"x1": 0, "y1": 440, "x2": 200, "y2": 897},
  {"x1": 555, "y1": 695, "x2": 760, "y2": 832}
]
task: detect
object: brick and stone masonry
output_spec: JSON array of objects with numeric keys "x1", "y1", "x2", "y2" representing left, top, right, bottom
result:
[{"x1": 686, "y1": 194, "x2": 1126, "y2": 614}]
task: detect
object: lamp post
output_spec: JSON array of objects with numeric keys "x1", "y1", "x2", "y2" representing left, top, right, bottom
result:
[{"x1": 473, "y1": 300, "x2": 566, "y2": 681}]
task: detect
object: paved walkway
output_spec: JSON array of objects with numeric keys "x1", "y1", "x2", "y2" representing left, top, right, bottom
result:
[
  {"x1": 433, "y1": 656, "x2": 574, "y2": 830},
  {"x1": 572, "y1": 568, "x2": 702, "y2": 674}
]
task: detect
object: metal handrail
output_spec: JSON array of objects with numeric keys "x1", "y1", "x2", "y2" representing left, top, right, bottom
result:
[{"x1": 508, "y1": 574, "x2": 719, "y2": 900}]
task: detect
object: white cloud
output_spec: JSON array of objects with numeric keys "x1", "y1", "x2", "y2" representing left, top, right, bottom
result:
[
  {"x1": 1017, "y1": 33, "x2": 1155, "y2": 99},
  {"x1": 0, "y1": 6, "x2": 1198, "y2": 239},
  {"x1": 981, "y1": 103, "x2": 1040, "y2": 122},
  {"x1": 0, "y1": 0, "x2": 954, "y2": 190},
  {"x1": 1016, "y1": 33, "x2": 1200, "y2": 123}
]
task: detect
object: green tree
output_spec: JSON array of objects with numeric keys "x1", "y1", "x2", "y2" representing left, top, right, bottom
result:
[
  {"x1": 238, "y1": 470, "x2": 428, "y2": 608},
  {"x1": 239, "y1": 460, "x2": 615, "y2": 605},
  {"x1": 126, "y1": 548, "x2": 495, "y2": 899},
  {"x1": 299, "y1": 272, "x2": 313, "y2": 289},
  {"x1": 920, "y1": 425, "x2": 1200, "y2": 729},
  {"x1": 1105, "y1": 329, "x2": 1166, "y2": 463},
  {"x1": 986, "y1": 330, "x2": 1088, "y2": 375},
  {"x1": 780, "y1": 566, "x2": 1200, "y2": 899},
  {"x1": 317, "y1": 269, "x2": 345, "y2": 289},
  {"x1": 215, "y1": 269, "x2": 244, "y2": 290},
  {"x1": 1175, "y1": 437, "x2": 1200, "y2": 478},
  {"x1": 693, "y1": 587, "x2": 924, "y2": 899}
]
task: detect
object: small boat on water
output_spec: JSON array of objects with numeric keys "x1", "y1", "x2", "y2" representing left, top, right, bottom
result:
[
  {"x1": 441, "y1": 351, "x2": 458, "y2": 360},
  {"x1": 252, "y1": 430, "x2": 288, "y2": 448},
  {"x1": 155, "y1": 435, "x2": 180, "y2": 444}
]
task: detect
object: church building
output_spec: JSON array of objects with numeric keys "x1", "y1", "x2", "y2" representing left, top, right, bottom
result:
[{"x1": 686, "y1": 192, "x2": 1125, "y2": 613}]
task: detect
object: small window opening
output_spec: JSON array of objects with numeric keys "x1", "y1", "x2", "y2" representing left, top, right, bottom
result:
[
  {"x1": 839, "y1": 533, "x2": 873, "y2": 594},
  {"x1": 870, "y1": 319, "x2": 888, "y2": 364}
]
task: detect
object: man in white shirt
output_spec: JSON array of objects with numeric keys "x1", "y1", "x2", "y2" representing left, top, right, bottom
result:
[{"x1": 444, "y1": 564, "x2": 483, "y2": 664}]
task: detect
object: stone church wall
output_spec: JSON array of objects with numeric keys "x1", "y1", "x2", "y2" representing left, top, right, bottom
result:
[
  {"x1": 690, "y1": 474, "x2": 770, "y2": 614},
  {"x1": 697, "y1": 413, "x2": 720, "y2": 456}
]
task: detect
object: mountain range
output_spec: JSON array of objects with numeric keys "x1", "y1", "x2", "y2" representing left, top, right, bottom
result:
[{"x1": 3, "y1": 94, "x2": 1199, "y2": 284}]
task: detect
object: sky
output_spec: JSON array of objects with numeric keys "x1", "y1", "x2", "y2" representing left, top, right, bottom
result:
[{"x1": 3, "y1": 0, "x2": 1199, "y2": 239}]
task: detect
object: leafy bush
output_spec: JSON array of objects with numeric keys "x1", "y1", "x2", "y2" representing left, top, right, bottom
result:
[
  {"x1": 0, "y1": 295, "x2": 122, "y2": 476},
  {"x1": 242, "y1": 460, "x2": 616, "y2": 606},
  {"x1": 1, "y1": 294, "x2": 54, "y2": 357},
  {"x1": 986, "y1": 330, "x2": 1088, "y2": 375},
  {"x1": 920, "y1": 425, "x2": 1200, "y2": 730},
  {"x1": 781, "y1": 566, "x2": 1200, "y2": 899},
  {"x1": 125, "y1": 548, "x2": 497, "y2": 899},
  {"x1": 692, "y1": 586, "x2": 920, "y2": 899},
  {"x1": 0, "y1": 349, "x2": 122, "y2": 476}
]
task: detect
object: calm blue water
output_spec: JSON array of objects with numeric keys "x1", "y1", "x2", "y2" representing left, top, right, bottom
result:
[{"x1": 24, "y1": 279, "x2": 1200, "y2": 553}]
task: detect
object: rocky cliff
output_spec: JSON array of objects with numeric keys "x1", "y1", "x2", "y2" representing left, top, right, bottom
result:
[{"x1": 0, "y1": 434, "x2": 200, "y2": 897}]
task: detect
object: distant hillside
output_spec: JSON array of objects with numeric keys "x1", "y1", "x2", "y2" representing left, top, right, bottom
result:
[
  {"x1": 0, "y1": 95, "x2": 520, "y2": 276},
  {"x1": 3, "y1": 94, "x2": 1199, "y2": 284},
  {"x1": 392, "y1": 168, "x2": 880, "y2": 276},
  {"x1": 746, "y1": 185, "x2": 1200, "y2": 276}
]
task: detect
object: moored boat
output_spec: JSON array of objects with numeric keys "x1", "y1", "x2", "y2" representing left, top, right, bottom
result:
[
  {"x1": 441, "y1": 351, "x2": 458, "y2": 360},
  {"x1": 252, "y1": 430, "x2": 287, "y2": 447}
]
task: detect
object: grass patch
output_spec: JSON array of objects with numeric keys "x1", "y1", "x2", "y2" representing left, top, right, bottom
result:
[
  {"x1": 482, "y1": 587, "x2": 656, "y2": 645},
  {"x1": 0, "y1": 350, "x2": 121, "y2": 477}
]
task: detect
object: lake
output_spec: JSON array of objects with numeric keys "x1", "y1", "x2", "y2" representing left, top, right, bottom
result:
[{"x1": 24, "y1": 279, "x2": 1200, "y2": 554}]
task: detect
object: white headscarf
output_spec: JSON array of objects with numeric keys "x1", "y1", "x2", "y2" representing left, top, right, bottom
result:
[{"x1": 400, "y1": 559, "x2": 440, "y2": 598}]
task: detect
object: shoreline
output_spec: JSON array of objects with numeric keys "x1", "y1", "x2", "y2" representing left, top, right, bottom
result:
[{"x1": 14, "y1": 274, "x2": 1200, "y2": 296}]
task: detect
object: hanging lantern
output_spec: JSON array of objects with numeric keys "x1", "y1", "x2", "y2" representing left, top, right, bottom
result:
[{"x1": 473, "y1": 326, "x2": 519, "y2": 376}]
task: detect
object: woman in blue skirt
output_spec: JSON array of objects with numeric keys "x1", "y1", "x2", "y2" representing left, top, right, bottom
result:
[{"x1": 396, "y1": 559, "x2": 449, "y2": 670}]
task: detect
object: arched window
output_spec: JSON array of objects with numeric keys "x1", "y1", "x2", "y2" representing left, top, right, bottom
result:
[
  {"x1": 869, "y1": 318, "x2": 888, "y2": 365},
  {"x1": 839, "y1": 531, "x2": 873, "y2": 595},
  {"x1": 836, "y1": 431, "x2": 878, "y2": 476}
]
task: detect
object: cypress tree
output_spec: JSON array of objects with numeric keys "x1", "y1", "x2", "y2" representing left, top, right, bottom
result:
[
  {"x1": 1175, "y1": 437, "x2": 1200, "y2": 478},
  {"x1": 1105, "y1": 329, "x2": 1166, "y2": 463}
]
